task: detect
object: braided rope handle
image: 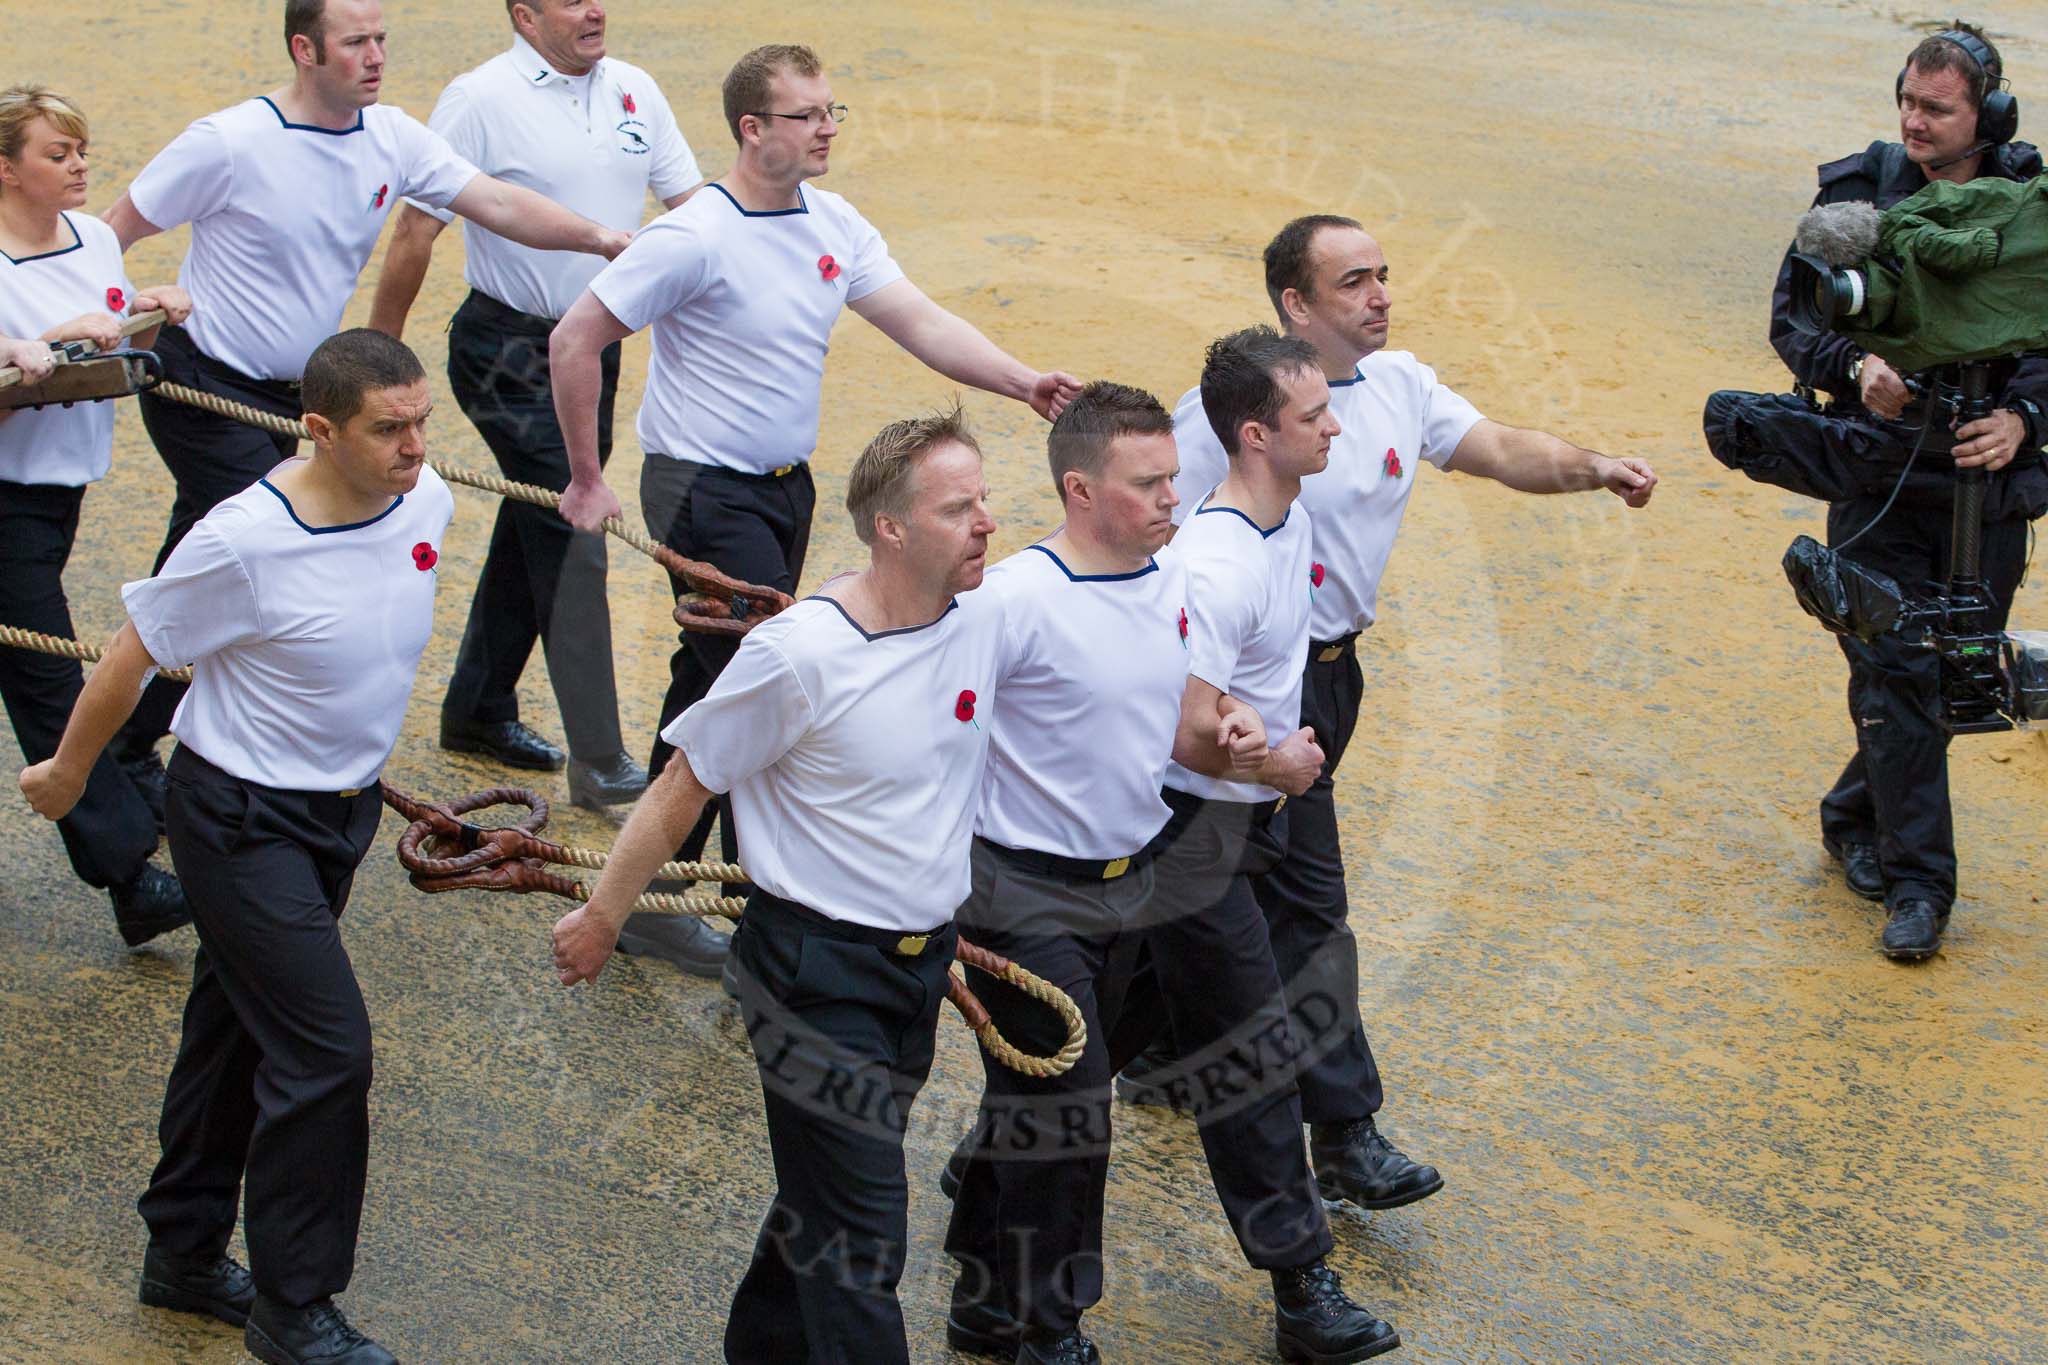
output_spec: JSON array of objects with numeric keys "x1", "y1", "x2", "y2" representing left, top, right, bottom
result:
[
  {"x1": 0, "y1": 623, "x2": 191, "y2": 683},
  {"x1": 951, "y1": 940, "x2": 1090, "y2": 1079},
  {"x1": 150, "y1": 382, "x2": 792, "y2": 635}
]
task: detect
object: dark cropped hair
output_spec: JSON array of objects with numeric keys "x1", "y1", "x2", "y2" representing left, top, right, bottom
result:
[
  {"x1": 1199, "y1": 326, "x2": 1320, "y2": 456},
  {"x1": 1263, "y1": 213, "x2": 1364, "y2": 324},
  {"x1": 1046, "y1": 381, "x2": 1173, "y2": 500},
  {"x1": 285, "y1": 0, "x2": 329, "y2": 62},
  {"x1": 1905, "y1": 23, "x2": 2002, "y2": 107},
  {"x1": 302, "y1": 329, "x2": 427, "y2": 428}
]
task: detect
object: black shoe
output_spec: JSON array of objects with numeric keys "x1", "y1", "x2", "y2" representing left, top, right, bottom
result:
[
  {"x1": 121, "y1": 751, "x2": 168, "y2": 836},
  {"x1": 1310, "y1": 1117, "x2": 1444, "y2": 1211},
  {"x1": 614, "y1": 910, "x2": 730, "y2": 977},
  {"x1": 1017, "y1": 1326, "x2": 1100, "y2": 1364},
  {"x1": 938, "y1": 1138, "x2": 971, "y2": 1201},
  {"x1": 138, "y1": 1245, "x2": 255, "y2": 1326},
  {"x1": 439, "y1": 717, "x2": 564, "y2": 772},
  {"x1": 1824, "y1": 838, "x2": 1885, "y2": 901},
  {"x1": 945, "y1": 1275, "x2": 1022, "y2": 1359},
  {"x1": 1881, "y1": 898, "x2": 1950, "y2": 962},
  {"x1": 245, "y1": 1295, "x2": 396, "y2": 1365},
  {"x1": 1272, "y1": 1260, "x2": 1401, "y2": 1363},
  {"x1": 109, "y1": 866, "x2": 192, "y2": 947},
  {"x1": 719, "y1": 954, "x2": 742, "y2": 1001},
  {"x1": 566, "y1": 751, "x2": 649, "y2": 811},
  {"x1": 1112, "y1": 1037, "x2": 1190, "y2": 1113}
]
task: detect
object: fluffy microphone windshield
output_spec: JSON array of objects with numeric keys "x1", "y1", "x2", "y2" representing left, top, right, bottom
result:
[{"x1": 1795, "y1": 201, "x2": 1884, "y2": 267}]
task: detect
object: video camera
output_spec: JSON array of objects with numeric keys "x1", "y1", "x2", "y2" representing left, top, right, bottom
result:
[{"x1": 1777, "y1": 181, "x2": 2048, "y2": 735}]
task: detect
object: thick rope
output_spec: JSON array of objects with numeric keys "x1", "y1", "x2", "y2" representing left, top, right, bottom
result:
[{"x1": 0, "y1": 624, "x2": 190, "y2": 683}]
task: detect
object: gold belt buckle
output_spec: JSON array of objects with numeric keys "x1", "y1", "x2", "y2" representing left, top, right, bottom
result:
[
  {"x1": 771, "y1": 463, "x2": 797, "y2": 478},
  {"x1": 337, "y1": 787, "x2": 362, "y2": 798},
  {"x1": 1317, "y1": 643, "x2": 1346, "y2": 663},
  {"x1": 1101, "y1": 856, "x2": 1131, "y2": 880},
  {"x1": 1273, "y1": 795, "x2": 1287, "y2": 813},
  {"x1": 894, "y1": 933, "x2": 930, "y2": 956}
]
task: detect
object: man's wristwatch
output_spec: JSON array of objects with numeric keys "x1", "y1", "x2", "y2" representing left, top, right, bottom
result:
[{"x1": 1847, "y1": 354, "x2": 1865, "y2": 386}]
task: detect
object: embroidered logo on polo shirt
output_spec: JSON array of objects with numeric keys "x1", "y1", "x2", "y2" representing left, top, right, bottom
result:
[
  {"x1": 622, "y1": 92, "x2": 637, "y2": 114},
  {"x1": 617, "y1": 120, "x2": 650, "y2": 155},
  {"x1": 818, "y1": 255, "x2": 841, "y2": 283},
  {"x1": 370, "y1": 183, "x2": 389, "y2": 210},
  {"x1": 1383, "y1": 447, "x2": 1402, "y2": 479},
  {"x1": 955, "y1": 689, "x2": 978, "y2": 728},
  {"x1": 411, "y1": 542, "x2": 438, "y2": 571},
  {"x1": 105, "y1": 286, "x2": 125, "y2": 313}
]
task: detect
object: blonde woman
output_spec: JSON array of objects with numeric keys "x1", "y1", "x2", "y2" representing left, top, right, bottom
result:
[{"x1": 0, "y1": 85, "x2": 193, "y2": 945}]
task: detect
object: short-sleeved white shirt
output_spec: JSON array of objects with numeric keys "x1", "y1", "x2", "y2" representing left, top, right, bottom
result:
[
  {"x1": 0, "y1": 214, "x2": 134, "y2": 486},
  {"x1": 1172, "y1": 350, "x2": 1484, "y2": 639},
  {"x1": 587, "y1": 183, "x2": 904, "y2": 474},
  {"x1": 1161, "y1": 497, "x2": 1315, "y2": 803},
  {"x1": 664, "y1": 590, "x2": 1006, "y2": 931},
  {"x1": 408, "y1": 36, "x2": 700, "y2": 320},
  {"x1": 975, "y1": 545, "x2": 1190, "y2": 860},
  {"x1": 127, "y1": 98, "x2": 479, "y2": 380},
  {"x1": 122, "y1": 463, "x2": 455, "y2": 791}
]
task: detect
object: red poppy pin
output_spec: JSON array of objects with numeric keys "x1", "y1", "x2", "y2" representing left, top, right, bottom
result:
[
  {"x1": 411, "y1": 542, "x2": 438, "y2": 572},
  {"x1": 818, "y1": 254, "x2": 841, "y2": 283},
  {"x1": 370, "y1": 183, "x2": 388, "y2": 210},
  {"x1": 1177, "y1": 607, "x2": 1189, "y2": 648},
  {"x1": 1383, "y1": 447, "x2": 1402, "y2": 479},
  {"x1": 622, "y1": 92, "x2": 637, "y2": 114},
  {"x1": 1309, "y1": 562, "x2": 1325, "y2": 589},
  {"x1": 105, "y1": 286, "x2": 125, "y2": 313},
  {"x1": 954, "y1": 689, "x2": 978, "y2": 728}
]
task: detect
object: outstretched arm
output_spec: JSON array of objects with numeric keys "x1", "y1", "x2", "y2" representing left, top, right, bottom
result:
[
  {"x1": 1444, "y1": 419, "x2": 1657, "y2": 507},
  {"x1": 19, "y1": 623, "x2": 158, "y2": 821},
  {"x1": 368, "y1": 205, "x2": 449, "y2": 339},
  {"x1": 550, "y1": 755, "x2": 718, "y2": 984},
  {"x1": 850, "y1": 278, "x2": 1081, "y2": 420},
  {"x1": 449, "y1": 174, "x2": 632, "y2": 261}
]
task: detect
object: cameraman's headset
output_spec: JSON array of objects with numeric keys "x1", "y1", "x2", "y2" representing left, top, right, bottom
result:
[{"x1": 1896, "y1": 27, "x2": 2019, "y2": 147}]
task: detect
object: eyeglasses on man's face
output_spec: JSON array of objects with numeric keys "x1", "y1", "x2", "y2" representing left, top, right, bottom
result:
[{"x1": 749, "y1": 103, "x2": 849, "y2": 127}]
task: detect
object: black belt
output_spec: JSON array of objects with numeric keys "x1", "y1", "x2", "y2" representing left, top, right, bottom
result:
[
  {"x1": 748, "y1": 886, "x2": 953, "y2": 958},
  {"x1": 648, "y1": 454, "x2": 809, "y2": 482},
  {"x1": 1160, "y1": 785, "x2": 1287, "y2": 825},
  {"x1": 1312, "y1": 632, "x2": 1361, "y2": 664},
  {"x1": 978, "y1": 835, "x2": 1153, "y2": 883},
  {"x1": 459, "y1": 288, "x2": 558, "y2": 338}
]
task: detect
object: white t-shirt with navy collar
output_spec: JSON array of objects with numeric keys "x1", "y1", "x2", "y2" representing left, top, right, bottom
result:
[
  {"x1": 1161, "y1": 496, "x2": 1316, "y2": 803},
  {"x1": 127, "y1": 98, "x2": 479, "y2": 380},
  {"x1": 122, "y1": 463, "x2": 455, "y2": 792},
  {"x1": 665, "y1": 589, "x2": 1006, "y2": 932},
  {"x1": 587, "y1": 182, "x2": 904, "y2": 474},
  {"x1": 409, "y1": 35, "x2": 700, "y2": 320},
  {"x1": 1171, "y1": 349, "x2": 1484, "y2": 639},
  {"x1": 0, "y1": 212, "x2": 135, "y2": 486},
  {"x1": 974, "y1": 544, "x2": 1190, "y2": 860}
]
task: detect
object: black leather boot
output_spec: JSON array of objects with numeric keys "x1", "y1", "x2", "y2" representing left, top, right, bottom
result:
[
  {"x1": 566, "y1": 750, "x2": 649, "y2": 811},
  {"x1": 1824, "y1": 838, "x2": 1885, "y2": 901},
  {"x1": 439, "y1": 717, "x2": 564, "y2": 771},
  {"x1": 245, "y1": 1295, "x2": 396, "y2": 1365},
  {"x1": 1310, "y1": 1117, "x2": 1443, "y2": 1210},
  {"x1": 945, "y1": 1272, "x2": 1023, "y2": 1359},
  {"x1": 1881, "y1": 898, "x2": 1950, "y2": 961},
  {"x1": 1271, "y1": 1260, "x2": 1400, "y2": 1363},
  {"x1": 138, "y1": 1245, "x2": 255, "y2": 1325},
  {"x1": 615, "y1": 910, "x2": 730, "y2": 977},
  {"x1": 1017, "y1": 1326, "x2": 1101, "y2": 1363},
  {"x1": 109, "y1": 866, "x2": 192, "y2": 947}
]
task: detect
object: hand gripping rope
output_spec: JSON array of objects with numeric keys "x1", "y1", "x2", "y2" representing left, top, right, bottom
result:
[{"x1": 1, "y1": 628, "x2": 1087, "y2": 1079}]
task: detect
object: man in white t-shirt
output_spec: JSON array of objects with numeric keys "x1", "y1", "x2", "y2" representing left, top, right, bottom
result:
[
  {"x1": 1152, "y1": 214, "x2": 1658, "y2": 1216},
  {"x1": 22, "y1": 330, "x2": 454, "y2": 1365},
  {"x1": 550, "y1": 407, "x2": 1006, "y2": 1365},
  {"x1": 367, "y1": 0, "x2": 705, "y2": 835},
  {"x1": 101, "y1": 0, "x2": 631, "y2": 771},
  {"x1": 549, "y1": 42, "x2": 1080, "y2": 938}
]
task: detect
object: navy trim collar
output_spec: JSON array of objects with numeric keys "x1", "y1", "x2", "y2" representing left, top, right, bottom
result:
[
  {"x1": 707, "y1": 182, "x2": 809, "y2": 217},
  {"x1": 1193, "y1": 494, "x2": 1289, "y2": 539},
  {"x1": 1028, "y1": 544, "x2": 1158, "y2": 582},
  {"x1": 0, "y1": 212, "x2": 82, "y2": 265},
  {"x1": 258, "y1": 96, "x2": 364, "y2": 136},
  {"x1": 807, "y1": 594, "x2": 958, "y2": 641},
  {"x1": 1327, "y1": 367, "x2": 1365, "y2": 388},
  {"x1": 261, "y1": 480, "x2": 403, "y2": 534}
]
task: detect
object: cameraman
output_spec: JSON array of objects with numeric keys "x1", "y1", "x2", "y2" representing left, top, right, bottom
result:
[{"x1": 1770, "y1": 23, "x2": 2048, "y2": 960}]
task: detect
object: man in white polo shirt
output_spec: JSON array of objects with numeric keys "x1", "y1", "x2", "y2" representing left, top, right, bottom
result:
[
  {"x1": 22, "y1": 330, "x2": 453, "y2": 1365},
  {"x1": 367, "y1": 0, "x2": 704, "y2": 838},
  {"x1": 550, "y1": 41, "x2": 1080, "y2": 919},
  {"x1": 1151, "y1": 214, "x2": 1658, "y2": 1217},
  {"x1": 550, "y1": 406, "x2": 1007, "y2": 1365},
  {"x1": 102, "y1": 0, "x2": 631, "y2": 774},
  {"x1": 1100, "y1": 327, "x2": 1400, "y2": 1364}
]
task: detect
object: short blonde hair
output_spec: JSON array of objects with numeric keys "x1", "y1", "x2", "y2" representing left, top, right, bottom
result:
[
  {"x1": 0, "y1": 86, "x2": 88, "y2": 166},
  {"x1": 845, "y1": 402, "x2": 980, "y2": 546}
]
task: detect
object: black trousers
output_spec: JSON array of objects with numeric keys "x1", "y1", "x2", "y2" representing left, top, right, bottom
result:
[
  {"x1": 121, "y1": 326, "x2": 301, "y2": 762},
  {"x1": 1819, "y1": 494, "x2": 2029, "y2": 910},
  {"x1": 0, "y1": 481, "x2": 158, "y2": 888},
  {"x1": 944, "y1": 840, "x2": 1152, "y2": 1334},
  {"x1": 141, "y1": 745, "x2": 382, "y2": 1307},
  {"x1": 640, "y1": 456, "x2": 813, "y2": 865},
  {"x1": 724, "y1": 890, "x2": 955, "y2": 1365},
  {"x1": 1101, "y1": 790, "x2": 1332, "y2": 1271},
  {"x1": 440, "y1": 291, "x2": 626, "y2": 759},
  {"x1": 1247, "y1": 639, "x2": 1385, "y2": 1124}
]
